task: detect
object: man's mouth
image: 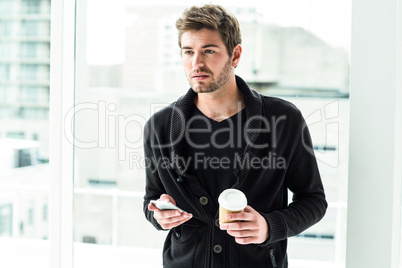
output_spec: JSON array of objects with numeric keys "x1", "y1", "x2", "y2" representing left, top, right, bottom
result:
[{"x1": 192, "y1": 73, "x2": 210, "y2": 81}]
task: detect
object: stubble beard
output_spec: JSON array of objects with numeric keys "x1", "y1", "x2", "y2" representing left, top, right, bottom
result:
[{"x1": 189, "y1": 59, "x2": 233, "y2": 94}]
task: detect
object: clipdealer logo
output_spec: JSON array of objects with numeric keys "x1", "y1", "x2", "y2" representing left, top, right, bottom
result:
[
  {"x1": 64, "y1": 100, "x2": 341, "y2": 169},
  {"x1": 128, "y1": 151, "x2": 287, "y2": 173},
  {"x1": 303, "y1": 100, "x2": 340, "y2": 168}
]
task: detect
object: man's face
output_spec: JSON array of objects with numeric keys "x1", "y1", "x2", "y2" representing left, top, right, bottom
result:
[{"x1": 180, "y1": 28, "x2": 234, "y2": 93}]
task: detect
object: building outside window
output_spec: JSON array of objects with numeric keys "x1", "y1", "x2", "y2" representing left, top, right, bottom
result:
[{"x1": 0, "y1": 1, "x2": 51, "y2": 266}]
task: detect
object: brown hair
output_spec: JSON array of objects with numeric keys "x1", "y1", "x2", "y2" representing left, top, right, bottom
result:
[{"x1": 175, "y1": 5, "x2": 242, "y2": 57}]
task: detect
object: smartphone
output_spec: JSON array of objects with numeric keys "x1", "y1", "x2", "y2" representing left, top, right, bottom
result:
[{"x1": 150, "y1": 200, "x2": 187, "y2": 213}]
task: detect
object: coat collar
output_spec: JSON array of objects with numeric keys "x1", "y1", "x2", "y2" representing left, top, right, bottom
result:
[{"x1": 170, "y1": 75, "x2": 263, "y2": 188}]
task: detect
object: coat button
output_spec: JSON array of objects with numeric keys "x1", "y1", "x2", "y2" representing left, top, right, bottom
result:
[
  {"x1": 176, "y1": 177, "x2": 183, "y2": 182},
  {"x1": 175, "y1": 232, "x2": 181, "y2": 238},
  {"x1": 215, "y1": 219, "x2": 220, "y2": 227},
  {"x1": 213, "y1": 245, "x2": 222, "y2": 254},
  {"x1": 199, "y1": 196, "x2": 208, "y2": 205}
]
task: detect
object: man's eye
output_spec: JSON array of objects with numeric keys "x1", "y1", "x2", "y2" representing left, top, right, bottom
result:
[
  {"x1": 183, "y1": 51, "x2": 193, "y2": 55},
  {"x1": 205, "y1": 50, "x2": 215, "y2": 54}
]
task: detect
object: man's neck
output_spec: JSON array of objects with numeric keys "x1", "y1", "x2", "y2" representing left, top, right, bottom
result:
[{"x1": 194, "y1": 77, "x2": 245, "y2": 122}]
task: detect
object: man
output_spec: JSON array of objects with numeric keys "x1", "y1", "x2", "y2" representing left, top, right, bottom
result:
[{"x1": 143, "y1": 4, "x2": 327, "y2": 268}]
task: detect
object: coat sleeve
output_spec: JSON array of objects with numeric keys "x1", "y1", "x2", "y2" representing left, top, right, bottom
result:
[
  {"x1": 260, "y1": 110, "x2": 328, "y2": 246},
  {"x1": 142, "y1": 121, "x2": 166, "y2": 231}
]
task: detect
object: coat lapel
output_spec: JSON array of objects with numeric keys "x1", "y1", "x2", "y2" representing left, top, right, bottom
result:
[{"x1": 169, "y1": 76, "x2": 263, "y2": 189}]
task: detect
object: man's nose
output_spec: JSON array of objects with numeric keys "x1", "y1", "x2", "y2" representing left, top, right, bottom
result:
[{"x1": 192, "y1": 53, "x2": 205, "y2": 69}]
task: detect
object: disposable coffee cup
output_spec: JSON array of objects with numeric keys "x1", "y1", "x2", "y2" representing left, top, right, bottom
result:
[{"x1": 218, "y1": 189, "x2": 247, "y2": 224}]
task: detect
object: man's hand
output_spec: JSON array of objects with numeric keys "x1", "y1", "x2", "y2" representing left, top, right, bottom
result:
[
  {"x1": 220, "y1": 205, "x2": 269, "y2": 245},
  {"x1": 148, "y1": 194, "x2": 192, "y2": 230}
]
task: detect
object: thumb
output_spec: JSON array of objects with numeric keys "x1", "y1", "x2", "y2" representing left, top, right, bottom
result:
[
  {"x1": 244, "y1": 205, "x2": 254, "y2": 213},
  {"x1": 159, "y1": 194, "x2": 176, "y2": 205}
]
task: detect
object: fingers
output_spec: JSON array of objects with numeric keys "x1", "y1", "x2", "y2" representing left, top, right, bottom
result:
[
  {"x1": 225, "y1": 205, "x2": 254, "y2": 222},
  {"x1": 226, "y1": 229, "x2": 255, "y2": 239},
  {"x1": 153, "y1": 208, "x2": 188, "y2": 221},
  {"x1": 155, "y1": 210, "x2": 192, "y2": 230},
  {"x1": 220, "y1": 205, "x2": 269, "y2": 245},
  {"x1": 220, "y1": 221, "x2": 255, "y2": 231},
  {"x1": 220, "y1": 221, "x2": 261, "y2": 245},
  {"x1": 158, "y1": 213, "x2": 192, "y2": 230},
  {"x1": 148, "y1": 196, "x2": 192, "y2": 230}
]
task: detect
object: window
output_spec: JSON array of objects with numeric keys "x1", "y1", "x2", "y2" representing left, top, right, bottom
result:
[
  {"x1": 0, "y1": 107, "x2": 14, "y2": 118},
  {"x1": 0, "y1": 64, "x2": 11, "y2": 79},
  {"x1": 0, "y1": 204, "x2": 12, "y2": 236},
  {"x1": 20, "y1": 64, "x2": 39, "y2": 80},
  {"x1": 20, "y1": 86, "x2": 45, "y2": 102},
  {"x1": 0, "y1": 85, "x2": 8, "y2": 101},
  {"x1": 20, "y1": 42, "x2": 50, "y2": 60},
  {"x1": 42, "y1": 203, "x2": 47, "y2": 221},
  {"x1": 0, "y1": 42, "x2": 13, "y2": 58},
  {"x1": 19, "y1": 107, "x2": 48, "y2": 120},
  {"x1": 0, "y1": 21, "x2": 13, "y2": 36},
  {"x1": 6, "y1": 131, "x2": 25, "y2": 139},
  {"x1": 20, "y1": 42, "x2": 39, "y2": 59},
  {"x1": 27, "y1": 206, "x2": 34, "y2": 225},
  {"x1": 0, "y1": 0, "x2": 15, "y2": 15},
  {"x1": 21, "y1": 0, "x2": 41, "y2": 14},
  {"x1": 72, "y1": 1, "x2": 351, "y2": 267},
  {"x1": 2, "y1": 1, "x2": 400, "y2": 268},
  {"x1": 0, "y1": 0, "x2": 50, "y2": 266},
  {"x1": 20, "y1": 20, "x2": 39, "y2": 37}
]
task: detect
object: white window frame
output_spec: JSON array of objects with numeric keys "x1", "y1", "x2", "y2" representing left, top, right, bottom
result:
[
  {"x1": 49, "y1": 0, "x2": 402, "y2": 267},
  {"x1": 49, "y1": 0, "x2": 75, "y2": 267}
]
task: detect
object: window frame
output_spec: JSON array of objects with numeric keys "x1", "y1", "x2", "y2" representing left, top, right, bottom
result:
[
  {"x1": 49, "y1": 0, "x2": 402, "y2": 267},
  {"x1": 49, "y1": 0, "x2": 75, "y2": 267}
]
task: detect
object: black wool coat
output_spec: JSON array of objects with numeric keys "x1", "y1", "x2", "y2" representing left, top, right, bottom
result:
[{"x1": 143, "y1": 76, "x2": 327, "y2": 268}]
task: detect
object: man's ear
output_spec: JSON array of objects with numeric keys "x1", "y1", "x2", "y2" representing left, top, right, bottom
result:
[{"x1": 232, "y1": 44, "x2": 242, "y2": 68}]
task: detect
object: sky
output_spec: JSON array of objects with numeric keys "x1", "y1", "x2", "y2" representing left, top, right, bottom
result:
[{"x1": 84, "y1": 0, "x2": 351, "y2": 65}]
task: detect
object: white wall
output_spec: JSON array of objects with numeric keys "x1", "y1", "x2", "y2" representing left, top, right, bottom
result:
[{"x1": 346, "y1": 0, "x2": 402, "y2": 267}]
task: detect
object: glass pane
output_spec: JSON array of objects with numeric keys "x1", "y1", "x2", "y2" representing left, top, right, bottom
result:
[
  {"x1": 0, "y1": 0, "x2": 50, "y2": 267},
  {"x1": 21, "y1": 0, "x2": 42, "y2": 14},
  {"x1": 0, "y1": 42, "x2": 13, "y2": 59},
  {"x1": 20, "y1": 42, "x2": 39, "y2": 59},
  {"x1": 74, "y1": 1, "x2": 350, "y2": 267},
  {"x1": 0, "y1": 0, "x2": 15, "y2": 15}
]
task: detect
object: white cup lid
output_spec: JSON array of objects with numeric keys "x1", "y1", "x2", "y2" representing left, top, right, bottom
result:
[{"x1": 218, "y1": 189, "x2": 247, "y2": 211}]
